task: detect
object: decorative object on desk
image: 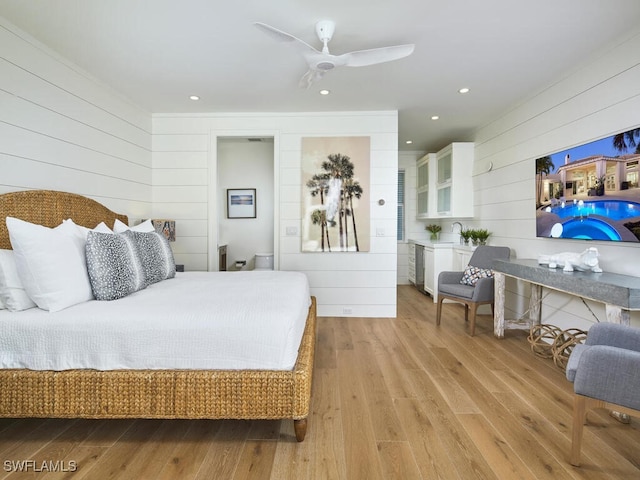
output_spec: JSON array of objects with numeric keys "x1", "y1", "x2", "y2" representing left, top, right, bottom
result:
[
  {"x1": 527, "y1": 324, "x2": 587, "y2": 372},
  {"x1": 426, "y1": 224, "x2": 442, "y2": 241},
  {"x1": 227, "y1": 189, "x2": 256, "y2": 219},
  {"x1": 537, "y1": 247, "x2": 602, "y2": 273},
  {"x1": 151, "y1": 219, "x2": 176, "y2": 242}
]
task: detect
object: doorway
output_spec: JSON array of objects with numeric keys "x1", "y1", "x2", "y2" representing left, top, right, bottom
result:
[{"x1": 215, "y1": 136, "x2": 276, "y2": 271}]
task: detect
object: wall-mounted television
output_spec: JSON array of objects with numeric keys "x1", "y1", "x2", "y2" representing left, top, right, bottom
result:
[{"x1": 535, "y1": 127, "x2": 640, "y2": 243}]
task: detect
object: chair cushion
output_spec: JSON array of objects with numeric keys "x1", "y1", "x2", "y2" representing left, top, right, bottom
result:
[
  {"x1": 439, "y1": 282, "x2": 475, "y2": 299},
  {"x1": 460, "y1": 265, "x2": 494, "y2": 286}
]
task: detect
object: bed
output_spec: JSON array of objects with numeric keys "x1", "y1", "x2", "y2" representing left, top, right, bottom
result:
[{"x1": 0, "y1": 189, "x2": 316, "y2": 441}]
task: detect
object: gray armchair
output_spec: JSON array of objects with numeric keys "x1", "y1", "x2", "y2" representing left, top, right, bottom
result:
[
  {"x1": 436, "y1": 245, "x2": 510, "y2": 336},
  {"x1": 566, "y1": 322, "x2": 640, "y2": 466}
]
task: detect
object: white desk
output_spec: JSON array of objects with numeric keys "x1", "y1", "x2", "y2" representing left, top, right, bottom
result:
[{"x1": 493, "y1": 259, "x2": 640, "y2": 338}]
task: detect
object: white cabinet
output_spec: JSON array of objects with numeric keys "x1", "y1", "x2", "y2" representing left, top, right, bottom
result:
[
  {"x1": 416, "y1": 153, "x2": 435, "y2": 219},
  {"x1": 423, "y1": 245, "x2": 453, "y2": 302},
  {"x1": 452, "y1": 247, "x2": 474, "y2": 272},
  {"x1": 417, "y1": 143, "x2": 474, "y2": 219}
]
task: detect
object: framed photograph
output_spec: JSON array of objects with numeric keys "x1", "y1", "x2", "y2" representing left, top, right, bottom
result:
[{"x1": 227, "y1": 188, "x2": 256, "y2": 218}]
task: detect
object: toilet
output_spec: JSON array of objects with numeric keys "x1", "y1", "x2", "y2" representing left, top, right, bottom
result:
[{"x1": 254, "y1": 253, "x2": 274, "y2": 270}]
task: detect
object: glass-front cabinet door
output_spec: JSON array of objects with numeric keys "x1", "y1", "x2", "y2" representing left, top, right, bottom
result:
[{"x1": 416, "y1": 143, "x2": 474, "y2": 218}]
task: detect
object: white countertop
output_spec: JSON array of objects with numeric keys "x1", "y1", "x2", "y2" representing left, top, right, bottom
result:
[{"x1": 409, "y1": 239, "x2": 476, "y2": 251}]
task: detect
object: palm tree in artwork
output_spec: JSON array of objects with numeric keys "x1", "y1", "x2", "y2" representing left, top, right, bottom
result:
[
  {"x1": 344, "y1": 179, "x2": 363, "y2": 251},
  {"x1": 536, "y1": 156, "x2": 555, "y2": 208},
  {"x1": 306, "y1": 174, "x2": 330, "y2": 251},
  {"x1": 310, "y1": 209, "x2": 331, "y2": 251},
  {"x1": 613, "y1": 128, "x2": 640, "y2": 154},
  {"x1": 321, "y1": 154, "x2": 355, "y2": 250}
]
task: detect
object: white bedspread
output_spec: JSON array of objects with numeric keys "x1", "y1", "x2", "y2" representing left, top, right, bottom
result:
[{"x1": 0, "y1": 271, "x2": 310, "y2": 371}]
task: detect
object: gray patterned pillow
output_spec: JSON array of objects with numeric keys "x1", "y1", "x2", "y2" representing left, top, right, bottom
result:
[
  {"x1": 85, "y1": 231, "x2": 147, "y2": 300},
  {"x1": 127, "y1": 231, "x2": 176, "y2": 285}
]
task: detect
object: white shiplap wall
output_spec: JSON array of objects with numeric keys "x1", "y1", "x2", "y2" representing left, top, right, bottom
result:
[
  {"x1": 152, "y1": 112, "x2": 398, "y2": 317},
  {"x1": 0, "y1": 18, "x2": 152, "y2": 216},
  {"x1": 470, "y1": 28, "x2": 640, "y2": 329}
]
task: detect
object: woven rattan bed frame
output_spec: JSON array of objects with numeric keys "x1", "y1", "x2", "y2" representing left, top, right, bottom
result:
[{"x1": 0, "y1": 190, "x2": 316, "y2": 441}]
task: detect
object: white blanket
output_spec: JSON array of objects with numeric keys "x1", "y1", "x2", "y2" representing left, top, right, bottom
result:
[{"x1": 0, "y1": 271, "x2": 310, "y2": 371}]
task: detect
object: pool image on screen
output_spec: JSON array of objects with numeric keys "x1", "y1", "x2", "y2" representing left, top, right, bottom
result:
[{"x1": 535, "y1": 127, "x2": 640, "y2": 242}]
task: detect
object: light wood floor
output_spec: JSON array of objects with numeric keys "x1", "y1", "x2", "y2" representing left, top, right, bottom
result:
[{"x1": 1, "y1": 285, "x2": 639, "y2": 479}]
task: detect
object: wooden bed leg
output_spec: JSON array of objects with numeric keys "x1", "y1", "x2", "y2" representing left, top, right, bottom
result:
[{"x1": 294, "y1": 418, "x2": 307, "y2": 442}]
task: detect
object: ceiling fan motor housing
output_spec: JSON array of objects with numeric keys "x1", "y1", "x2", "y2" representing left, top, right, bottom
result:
[
  {"x1": 315, "y1": 20, "x2": 335, "y2": 43},
  {"x1": 316, "y1": 61, "x2": 335, "y2": 71}
]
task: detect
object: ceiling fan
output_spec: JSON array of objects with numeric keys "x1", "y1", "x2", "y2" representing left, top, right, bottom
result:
[{"x1": 254, "y1": 20, "x2": 415, "y2": 88}]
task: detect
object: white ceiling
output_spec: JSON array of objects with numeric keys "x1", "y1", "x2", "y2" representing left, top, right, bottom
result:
[{"x1": 2, "y1": 0, "x2": 640, "y2": 153}]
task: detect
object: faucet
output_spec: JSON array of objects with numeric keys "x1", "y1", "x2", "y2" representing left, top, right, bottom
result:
[{"x1": 452, "y1": 221, "x2": 464, "y2": 245}]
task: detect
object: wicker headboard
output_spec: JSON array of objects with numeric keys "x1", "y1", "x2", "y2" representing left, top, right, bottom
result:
[{"x1": 0, "y1": 190, "x2": 129, "y2": 250}]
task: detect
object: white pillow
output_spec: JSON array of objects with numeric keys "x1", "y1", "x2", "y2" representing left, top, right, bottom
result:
[
  {"x1": 61, "y1": 219, "x2": 113, "y2": 239},
  {"x1": 0, "y1": 249, "x2": 37, "y2": 311},
  {"x1": 93, "y1": 221, "x2": 113, "y2": 234},
  {"x1": 113, "y1": 218, "x2": 154, "y2": 233},
  {"x1": 6, "y1": 217, "x2": 94, "y2": 312}
]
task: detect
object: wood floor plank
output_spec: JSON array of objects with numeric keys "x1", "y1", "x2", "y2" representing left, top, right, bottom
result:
[
  {"x1": 193, "y1": 420, "x2": 250, "y2": 480},
  {"x1": 349, "y1": 319, "x2": 407, "y2": 442},
  {"x1": 336, "y1": 349, "x2": 386, "y2": 479},
  {"x1": 80, "y1": 419, "x2": 137, "y2": 448},
  {"x1": 393, "y1": 397, "x2": 462, "y2": 479},
  {"x1": 38, "y1": 445, "x2": 108, "y2": 480},
  {"x1": 376, "y1": 441, "x2": 422, "y2": 480},
  {"x1": 300, "y1": 367, "x2": 347, "y2": 480},
  {"x1": 404, "y1": 369, "x2": 499, "y2": 480},
  {"x1": 332, "y1": 317, "x2": 354, "y2": 350},
  {"x1": 457, "y1": 413, "x2": 539, "y2": 480},
  {"x1": 232, "y1": 441, "x2": 277, "y2": 480},
  {"x1": 72, "y1": 419, "x2": 164, "y2": 480},
  {"x1": 156, "y1": 420, "x2": 221, "y2": 480},
  {"x1": 314, "y1": 319, "x2": 337, "y2": 369},
  {"x1": 268, "y1": 420, "x2": 312, "y2": 480}
]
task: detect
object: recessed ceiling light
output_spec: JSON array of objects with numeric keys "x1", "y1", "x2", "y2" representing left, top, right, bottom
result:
[
  {"x1": 319, "y1": 89, "x2": 330, "y2": 95},
  {"x1": 458, "y1": 87, "x2": 470, "y2": 94},
  {"x1": 405, "y1": 140, "x2": 413, "y2": 144},
  {"x1": 431, "y1": 115, "x2": 440, "y2": 120},
  {"x1": 189, "y1": 95, "x2": 200, "y2": 100}
]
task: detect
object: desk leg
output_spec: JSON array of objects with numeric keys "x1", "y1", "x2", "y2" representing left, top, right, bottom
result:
[
  {"x1": 494, "y1": 272, "x2": 506, "y2": 338},
  {"x1": 530, "y1": 284, "x2": 542, "y2": 327},
  {"x1": 605, "y1": 305, "x2": 630, "y2": 325}
]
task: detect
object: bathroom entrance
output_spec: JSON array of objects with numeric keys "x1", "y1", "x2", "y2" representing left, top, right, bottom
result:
[{"x1": 216, "y1": 137, "x2": 275, "y2": 271}]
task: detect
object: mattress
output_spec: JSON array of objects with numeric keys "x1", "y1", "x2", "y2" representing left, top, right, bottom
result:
[{"x1": 0, "y1": 271, "x2": 310, "y2": 371}]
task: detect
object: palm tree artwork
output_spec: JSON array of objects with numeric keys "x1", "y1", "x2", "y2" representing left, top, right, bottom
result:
[
  {"x1": 535, "y1": 155, "x2": 555, "y2": 208},
  {"x1": 302, "y1": 137, "x2": 370, "y2": 252},
  {"x1": 613, "y1": 128, "x2": 640, "y2": 154}
]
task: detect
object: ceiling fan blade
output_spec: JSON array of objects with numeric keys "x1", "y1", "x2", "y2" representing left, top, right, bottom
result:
[
  {"x1": 299, "y1": 68, "x2": 325, "y2": 89},
  {"x1": 253, "y1": 22, "x2": 319, "y2": 55},
  {"x1": 339, "y1": 44, "x2": 415, "y2": 67}
]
